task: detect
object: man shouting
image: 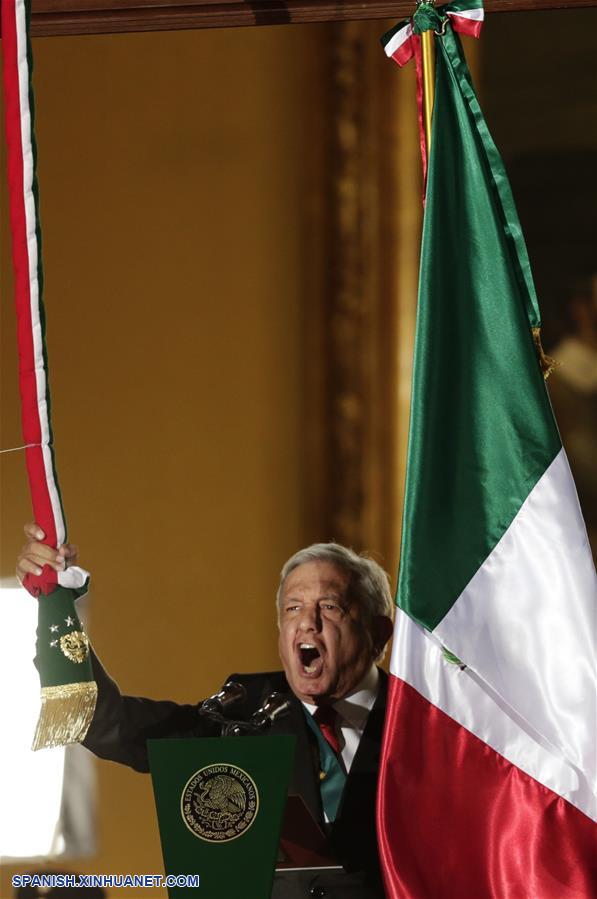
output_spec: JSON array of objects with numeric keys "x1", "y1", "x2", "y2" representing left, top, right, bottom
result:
[{"x1": 18, "y1": 524, "x2": 394, "y2": 898}]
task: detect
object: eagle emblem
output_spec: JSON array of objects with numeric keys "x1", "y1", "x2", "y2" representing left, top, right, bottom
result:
[
  {"x1": 181, "y1": 764, "x2": 258, "y2": 842},
  {"x1": 59, "y1": 630, "x2": 90, "y2": 664}
]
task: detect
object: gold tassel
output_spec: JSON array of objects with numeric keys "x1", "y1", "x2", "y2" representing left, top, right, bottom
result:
[
  {"x1": 532, "y1": 327, "x2": 558, "y2": 380},
  {"x1": 32, "y1": 681, "x2": 98, "y2": 751}
]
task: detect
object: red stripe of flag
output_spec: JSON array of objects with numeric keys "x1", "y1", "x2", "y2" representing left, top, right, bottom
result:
[{"x1": 377, "y1": 676, "x2": 597, "y2": 899}]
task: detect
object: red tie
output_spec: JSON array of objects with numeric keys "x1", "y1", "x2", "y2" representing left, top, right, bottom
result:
[{"x1": 314, "y1": 705, "x2": 341, "y2": 755}]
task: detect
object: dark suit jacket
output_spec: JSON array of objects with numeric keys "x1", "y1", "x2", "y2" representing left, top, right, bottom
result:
[{"x1": 83, "y1": 653, "x2": 387, "y2": 895}]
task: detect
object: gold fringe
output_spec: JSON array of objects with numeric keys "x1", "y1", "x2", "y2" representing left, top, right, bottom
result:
[
  {"x1": 32, "y1": 681, "x2": 98, "y2": 751},
  {"x1": 532, "y1": 327, "x2": 558, "y2": 380}
]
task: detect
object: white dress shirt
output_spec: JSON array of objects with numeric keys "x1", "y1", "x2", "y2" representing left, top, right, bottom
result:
[{"x1": 302, "y1": 664, "x2": 380, "y2": 773}]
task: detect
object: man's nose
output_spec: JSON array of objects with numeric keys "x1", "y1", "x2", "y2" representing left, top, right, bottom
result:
[{"x1": 297, "y1": 605, "x2": 321, "y2": 631}]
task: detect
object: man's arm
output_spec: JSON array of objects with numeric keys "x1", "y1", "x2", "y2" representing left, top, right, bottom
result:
[
  {"x1": 18, "y1": 522, "x2": 219, "y2": 772},
  {"x1": 82, "y1": 648, "x2": 217, "y2": 772}
]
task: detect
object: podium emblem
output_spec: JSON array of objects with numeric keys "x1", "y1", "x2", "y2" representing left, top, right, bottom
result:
[{"x1": 180, "y1": 764, "x2": 259, "y2": 843}]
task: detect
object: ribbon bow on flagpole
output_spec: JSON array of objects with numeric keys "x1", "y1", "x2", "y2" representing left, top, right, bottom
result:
[
  {"x1": 381, "y1": 1, "x2": 485, "y2": 183},
  {"x1": 381, "y1": 0, "x2": 555, "y2": 371}
]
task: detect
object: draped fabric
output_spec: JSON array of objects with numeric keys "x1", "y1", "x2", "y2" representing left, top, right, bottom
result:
[
  {"x1": 379, "y1": 676, "x2": 597, "y2": 899},
  {"x1": 2, "y1": 0, "x2": 95, "y2": 749},
  {"x1": 1, "y1": 0, "x2": 87, "y2": 597},
  {"x1": 378, "y1": 8, "x2": 597, "y2": 896}
]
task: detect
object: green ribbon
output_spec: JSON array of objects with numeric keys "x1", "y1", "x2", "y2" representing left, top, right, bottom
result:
[{"x1": 413, "y1": 3, "x2": 444, "y2": 35}]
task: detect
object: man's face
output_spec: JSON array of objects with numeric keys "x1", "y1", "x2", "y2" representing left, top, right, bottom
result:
[{"x1": 278, "y1": 560, "x2": 376, "y2": 704}]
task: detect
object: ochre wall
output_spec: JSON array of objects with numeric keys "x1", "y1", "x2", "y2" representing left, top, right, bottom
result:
[
  {"x1": 3, "y1": 10, "x2": 593, "y2": 898},
  {"x1": 1, "y1": 23, "x2": 325, "y2": 896}
]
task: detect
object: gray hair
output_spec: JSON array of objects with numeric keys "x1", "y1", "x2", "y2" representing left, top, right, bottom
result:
[{"x1": 276, "y1": 542, "x2": 394, "y2": 623}]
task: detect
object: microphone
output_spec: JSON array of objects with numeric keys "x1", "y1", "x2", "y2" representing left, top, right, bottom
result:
[
  {"x1": 200, "y1": 680, "x2": 247, "y2": 716},
  {"x1": 249, "y1": 692, "x2": 291, "y2": 730}
]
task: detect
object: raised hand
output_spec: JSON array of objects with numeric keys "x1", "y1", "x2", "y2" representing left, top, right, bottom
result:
[{"x1": 16, "y1": 521, "x2": 79, "y2": 584}]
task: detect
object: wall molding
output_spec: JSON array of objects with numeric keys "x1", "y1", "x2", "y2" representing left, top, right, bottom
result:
[{"x1": 25, "y1": 0, "x2": 597, "y2": 38}]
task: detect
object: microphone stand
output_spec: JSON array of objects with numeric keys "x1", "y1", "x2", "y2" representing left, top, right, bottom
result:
[{"x1": 198, "y1": 687, "x2": 291, "y2": 737}]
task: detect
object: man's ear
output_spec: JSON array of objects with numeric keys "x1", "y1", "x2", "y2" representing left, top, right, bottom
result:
[{"x1": 372, "y1": 615, "x2": 394, "y2": 656}]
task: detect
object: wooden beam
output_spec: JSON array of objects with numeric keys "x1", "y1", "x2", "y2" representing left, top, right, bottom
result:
[{"x1": 27, "y1": 0, "x2": 597, "y2": 38}]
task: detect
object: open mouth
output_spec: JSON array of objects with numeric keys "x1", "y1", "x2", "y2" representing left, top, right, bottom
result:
[{"x1": 297, "y1": 643, "x2": 323, "y2": 676}]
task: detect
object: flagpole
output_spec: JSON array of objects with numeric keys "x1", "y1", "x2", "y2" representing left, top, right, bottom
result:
[{"x1": 421, "y1": 27, "x2": 435, "y2": 155}]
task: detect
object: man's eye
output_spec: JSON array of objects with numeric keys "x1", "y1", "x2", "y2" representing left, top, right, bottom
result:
[
  {"x1": 285, "y1": 605, "x2": 300, "y2": 613},
  {"x1": 321, "y1": 603, "x2": 342, "y2": 614}
]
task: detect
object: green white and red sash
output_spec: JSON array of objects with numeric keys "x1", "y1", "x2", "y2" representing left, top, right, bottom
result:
[
  {"x1": 1, "y1": 0, "x2": 88, "y2": 597},
  {"x1": 377, "y1": 10, "x2": 597, "y2": 898},
  {"x1": 2, "y1": 0, "x2": 95, "y2": 749}
]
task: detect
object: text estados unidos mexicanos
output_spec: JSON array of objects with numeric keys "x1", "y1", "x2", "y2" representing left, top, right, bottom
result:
[{"x1": 12, "y1": 874, "x2": 200, "y2": 889}]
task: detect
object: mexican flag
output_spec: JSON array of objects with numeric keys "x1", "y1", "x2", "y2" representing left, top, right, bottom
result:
[{"x1": 377, "y1": 16, "x2": 597, "y2": 899}]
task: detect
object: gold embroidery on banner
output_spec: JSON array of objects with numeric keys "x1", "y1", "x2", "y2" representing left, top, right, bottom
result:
[{"x1": 59, "y1": 630, "x2": 90, "y2": 663}]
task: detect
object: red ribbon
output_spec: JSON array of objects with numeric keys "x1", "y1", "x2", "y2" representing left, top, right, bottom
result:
[{"x1": 413, "y1": 35, "x2": 428, "y2": 192}]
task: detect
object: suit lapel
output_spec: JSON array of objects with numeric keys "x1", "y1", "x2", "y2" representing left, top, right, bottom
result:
[
  {"x1": 267, "y1": 675, "x2": 324, "y2": 826},
  {"x1": 352, "y1": 668, "x2": 387, "y2": 772},
  {"x1": 334, "y1": 668, "x2": 387, "y2": 821}
]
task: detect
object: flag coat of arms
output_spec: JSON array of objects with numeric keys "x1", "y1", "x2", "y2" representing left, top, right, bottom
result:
[{"x1": 377, "y1": 10, "x2": 597, "y2": 899}]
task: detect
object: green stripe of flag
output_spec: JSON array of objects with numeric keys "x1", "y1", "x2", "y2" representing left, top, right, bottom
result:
[{"x1": 397, "y1": 28, "x2": 561, "y2": 630}]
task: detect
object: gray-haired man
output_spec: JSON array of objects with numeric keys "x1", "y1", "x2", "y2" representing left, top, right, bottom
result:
[{"x1": 18, "y1": 526, "x2": 394, "y2": 898}]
